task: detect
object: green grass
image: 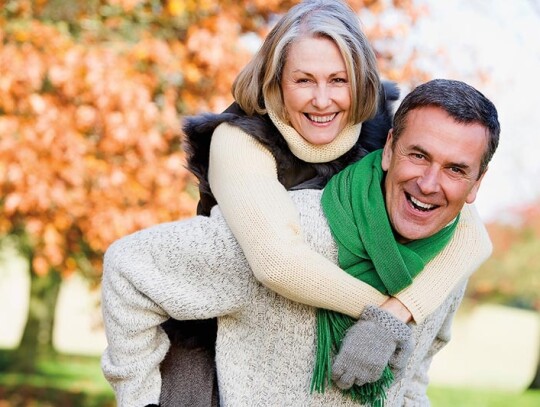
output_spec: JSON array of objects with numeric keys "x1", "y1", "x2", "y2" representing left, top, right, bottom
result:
[
  {"x1": 1, "y1": 351, "x2": 540, "y2": 406},
  {"x1": 428, "y1": 386, "x2": 540, "y2": 407},
  {"x1": 0, "y1": 352, "x2": 115, "y2": 407}
]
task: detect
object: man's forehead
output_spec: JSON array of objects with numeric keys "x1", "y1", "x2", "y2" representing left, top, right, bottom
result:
[{"x1": 403, "y1": 106, "x2": 486, "y2": 139}]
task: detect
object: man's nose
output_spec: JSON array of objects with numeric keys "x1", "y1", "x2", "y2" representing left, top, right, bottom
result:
[
  {"x1": 312, "y1": 85, "x2": 332, "y2": 109},
  {"x1": 417, "y1": 166, "x2": 441, "y2": 194}
]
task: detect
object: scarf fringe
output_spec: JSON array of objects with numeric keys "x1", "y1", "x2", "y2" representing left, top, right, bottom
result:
[{"x1": 311, "y1": 309, "x2": 394, "y2": 406}]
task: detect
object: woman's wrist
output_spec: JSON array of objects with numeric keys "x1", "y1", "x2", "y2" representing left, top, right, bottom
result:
[{"x1": 380, "y1": 296, "x2": 413, "y2": 323}]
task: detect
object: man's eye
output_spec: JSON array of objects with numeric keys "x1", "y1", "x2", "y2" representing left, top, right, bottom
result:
[{"x1": 411, "y1": 153, "x2": 425, "y2": 160}]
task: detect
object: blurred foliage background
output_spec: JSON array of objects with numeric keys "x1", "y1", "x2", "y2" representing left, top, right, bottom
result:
[
  {"x1": 468, "y1": 204, "x2": 540, "y2": 312},
  {"x1": 0, "y1": 0, "x2": 539, "y2": 405}
]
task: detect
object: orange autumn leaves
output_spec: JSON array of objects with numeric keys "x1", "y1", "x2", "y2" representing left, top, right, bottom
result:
[
  {"x1": 0, "y1": 21, "x2": 196, "y2": 278},
  {"x1": 0, "y1": 0, "x2": 424, "y2": 280}
]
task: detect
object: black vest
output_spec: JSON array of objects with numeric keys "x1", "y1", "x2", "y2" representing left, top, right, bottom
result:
[{"x1": 183, "y1": 81, "x2": 399, "y2": 215}]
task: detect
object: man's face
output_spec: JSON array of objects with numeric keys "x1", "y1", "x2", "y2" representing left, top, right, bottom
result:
[{"x1": 382, "y1": 106, "x2": 487, "y2": 242}]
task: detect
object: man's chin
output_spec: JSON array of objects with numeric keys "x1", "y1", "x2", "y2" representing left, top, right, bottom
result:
[{"x1": 393, "y1": 222, "x2": 439, "y2": 243}]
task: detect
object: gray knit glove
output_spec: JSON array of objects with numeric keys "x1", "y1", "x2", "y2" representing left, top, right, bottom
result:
[
  {"x1": 332, "y1": 305, "x2": 413, "y2": 390},
  {"x1": 389, "y1": 332, "x2": 415, "y2": 382}
]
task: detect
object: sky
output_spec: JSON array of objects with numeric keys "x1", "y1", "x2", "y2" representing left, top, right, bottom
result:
[{"x1": 395, "y1": 0, "x2": 540, "y2": 222}]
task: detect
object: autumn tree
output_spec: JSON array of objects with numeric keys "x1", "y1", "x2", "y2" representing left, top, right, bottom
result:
[
  {"x1": 0, "y1": 0, "x2": 426, "y2": 372},
  {"x1": 0, "y1": 7, "x2": 194, "y2": 370}
]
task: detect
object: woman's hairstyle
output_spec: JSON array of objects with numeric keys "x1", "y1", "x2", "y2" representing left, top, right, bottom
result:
[
  {"x1": 232, "y1": 0, "x2": 380, "y2": 125},
  {"x1": 392, "y1": 79, "x2": 500, "y2": 178}
]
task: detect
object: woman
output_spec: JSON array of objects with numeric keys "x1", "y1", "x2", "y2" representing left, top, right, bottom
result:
[{"x1": 101, "y1": 1, "x2": 492, "y2": 406}]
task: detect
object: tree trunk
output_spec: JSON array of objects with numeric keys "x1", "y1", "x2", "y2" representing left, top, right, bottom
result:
[
  {"x1": 13, "y1": 266, "x2": 62, "y2": 372},
  {"x1": 529, "y1": 327, "x2": 540, "y2": 389},
  {"x1": 530, "y1": 367, "x2": 540, "y2": 389}
]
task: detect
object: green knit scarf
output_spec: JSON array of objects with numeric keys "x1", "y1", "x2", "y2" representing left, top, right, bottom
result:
[{"x1": 311, "y1": 149, "x2": 459, "y2": 406}]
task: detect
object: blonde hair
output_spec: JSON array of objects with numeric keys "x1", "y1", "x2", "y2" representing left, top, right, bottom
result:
[{"x1": 232, "y1": 0, "x2": 380, "y2": 125}]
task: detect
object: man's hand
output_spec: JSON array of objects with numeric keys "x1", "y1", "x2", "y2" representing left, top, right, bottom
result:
[{"x1": 332, "y1": 305, "x2": 413, "y2": 390}]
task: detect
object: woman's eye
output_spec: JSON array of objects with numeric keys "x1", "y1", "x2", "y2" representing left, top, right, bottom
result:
[{"x1": 332, "y1": 77, "x2": 348, "y2": 84}]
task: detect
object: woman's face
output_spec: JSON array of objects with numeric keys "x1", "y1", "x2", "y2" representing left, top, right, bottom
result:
[{"x1": 280, "y1": 36, "x2": 351, "y2": 145}]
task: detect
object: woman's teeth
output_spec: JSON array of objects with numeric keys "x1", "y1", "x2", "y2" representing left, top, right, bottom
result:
[{"x1": 306, "y1": 113, "x2": 336, "y2": 123}]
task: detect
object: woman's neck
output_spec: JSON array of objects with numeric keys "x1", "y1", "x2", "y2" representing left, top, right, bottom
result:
[{"x1": 267, "y1": 108, "x2": 362, "y2": 163}]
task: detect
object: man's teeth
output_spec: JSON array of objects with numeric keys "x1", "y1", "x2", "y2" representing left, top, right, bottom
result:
[
  {"x1": 410, "y1": 196, "x2": 435, "y2": 211},
  {"x1": 307, "y1": 113, "x2": 336, "y2": 123}
]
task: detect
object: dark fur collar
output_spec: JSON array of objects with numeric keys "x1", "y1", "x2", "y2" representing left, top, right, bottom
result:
[{"x1": 183, "y1": 81, "x2": 399, "y2": 215}]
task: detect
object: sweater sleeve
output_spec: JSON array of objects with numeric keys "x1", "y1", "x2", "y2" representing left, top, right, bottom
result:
[
  {"x1": 208, "y1": 123, "x2": 387, "y2": 319},
  {"x1": 395, "y1": 204, "x2": 492, "y2": 322},
  {"x1": 209, "y1": 124, "x2": 492, "y2": 324},
  {"x1": 101, "y1": 214, "x2": 252, "y2": 407},
  {"x1": 402, "y1": 282, "x2": 466, "y2": 404}
]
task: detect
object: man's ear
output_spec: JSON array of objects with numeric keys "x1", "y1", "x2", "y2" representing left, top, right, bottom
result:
[
  {"x1": 466, "y1": 168, "x2": 487, "y2": 204},
  {"x1": 381, "y1": 129, "x2": 393, "y2": 171}
]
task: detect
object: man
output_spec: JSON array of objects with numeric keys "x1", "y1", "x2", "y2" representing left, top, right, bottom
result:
[
  {"x1": 101, "y1": 79, "x2": 499, "y2": 406},
  {"x1": 327, "y1": 78, "x2": 500, "y2": 394}
]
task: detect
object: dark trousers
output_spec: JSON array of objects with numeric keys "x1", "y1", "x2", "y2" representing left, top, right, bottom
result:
[{"x1": 160, "y1": 319, "x2": 219, "y2": 407}]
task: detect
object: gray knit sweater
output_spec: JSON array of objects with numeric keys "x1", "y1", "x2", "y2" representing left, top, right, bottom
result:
[{"x1": 101, "y1": 189, "x2": 469, "y2": 407}]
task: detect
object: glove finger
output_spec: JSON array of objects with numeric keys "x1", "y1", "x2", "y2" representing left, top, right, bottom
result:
[
  {"x1": 390, "y1": 338, "x2": 415, "y2": 383},
  {"x1": 390, "y1": 356, "x2": 410, "y2": 382},
  {"x1": 390, "y1": 365, "x2": 405, "y2": 382},
  {"x1": 389, "y1": 338, "x2": 415, "y2": 370},
  {"x1": 334, "y1": 372, "x2": 355, "y2": 390},
  {"x1": 389, "y1": 347, "x2": 407, "y2": 370},
  {"x1": 354, "y1": 376, "x2": 373, "y2": 387},
  {"x1": 332, "y1": 362, "x2": 345, "y2": 380},
  {"x1": 364, "y1": 363, "x2": 388, "y2": 384}
]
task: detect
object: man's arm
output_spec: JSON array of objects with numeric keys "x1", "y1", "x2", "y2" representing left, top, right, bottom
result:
[
  {"x1": 401, "y1": 282, "x2": 467, "y2": 403},
  {"x1": 101, "y1": 213, "x2": 251, "y2": 407}
]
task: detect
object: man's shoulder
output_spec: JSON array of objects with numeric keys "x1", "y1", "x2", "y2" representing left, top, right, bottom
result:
[
  {"x1": 290, "y1": 190, "x2": 336, "y2": 255},
  {"x1": 207, "y1": 189, "x2": 325, "y2": 223},
  {"x1": 289, "y1": 188, "x2": 324, "y2": 208},
  {"x1": 290, "y1": 189, "x2": 328, "y2": 226}
]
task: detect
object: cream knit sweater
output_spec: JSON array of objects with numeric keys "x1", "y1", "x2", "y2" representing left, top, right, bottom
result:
[
  {"x1": 101, "y1": 190, "x2": 478, "y2": 407},
  {"x1": 209, "y1": 122, "x2": 492, "y2": 321}
]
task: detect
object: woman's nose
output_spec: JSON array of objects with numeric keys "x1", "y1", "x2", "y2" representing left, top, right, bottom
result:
[{"x1": 312, "y1": 85, "x2": 332, "y2": 109}]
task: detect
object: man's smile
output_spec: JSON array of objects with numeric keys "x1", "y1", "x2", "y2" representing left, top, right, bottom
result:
[{"x1": 406, "y1": 193, "x2": 439, "y2": 212}]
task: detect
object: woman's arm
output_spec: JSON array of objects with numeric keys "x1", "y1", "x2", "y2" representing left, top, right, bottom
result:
[
  {"x1": 101, "y1": 214, "x2": 251, "y2": 407},
  {"x1": 209, "y1": 123, "x2": 387, "y2": 318},
  {"x1": 395, "y1": 204, "x2": 492, "y2": 322},
  {"x1": 209, "y1": 124, "x2": 491, "y2": 323}
]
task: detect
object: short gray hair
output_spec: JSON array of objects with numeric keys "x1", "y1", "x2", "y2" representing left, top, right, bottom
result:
[{"x1": 392, "y1": 79, "x2": 500, "y2": 177}]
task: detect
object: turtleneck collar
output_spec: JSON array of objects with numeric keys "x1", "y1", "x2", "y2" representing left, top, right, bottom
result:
[{"x1": 267, "y1": 107, "x2": 362, "y2": 163}]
